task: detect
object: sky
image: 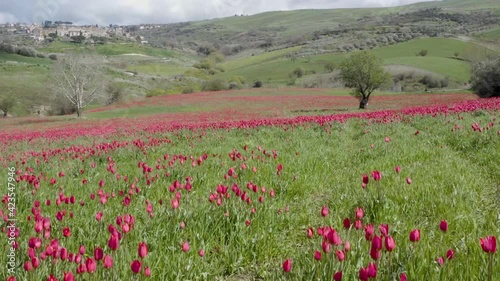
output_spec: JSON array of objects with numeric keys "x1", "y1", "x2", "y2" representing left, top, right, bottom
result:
[{"x1": 0, "y1": 0, "x2": 438, "y2": 25}]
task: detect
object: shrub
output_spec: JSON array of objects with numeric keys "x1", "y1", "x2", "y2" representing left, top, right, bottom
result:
[
  {"x1": 229, "y1": 76, "x2": 246, "y2": 85},
  {"x1": 471, "y1": 57, "x2": 500, "y2": 98},
  {"x1": 0, "y1": 43, "x2": 17, "y2": 54},
  {"x1": 324, "y1": 62, "x2": 335, "y2": 73},
  {"x1": 286, "y1": 77, "x2": 296, "y2": 86},
  {"x1": 228, "y1": 82, "x2": 242, "y2": 90},
  {"x1": 202, "y1": 78, "x2": 227, "y2": 92},
  {"x1": 36, "y1": 53, "x2": 46, "y2": 58},
  {"x1": 440, "y1": 77, "x2": 450, "y2": 88},
  {"x1": 17, "y1": 46, "x2": 37, "y2": 57},
  {"x1": 182, "y1": 86, "x2": 195, "y2": 94},
  {"x1": 291, "y1": 67, "x2": 305, "y2": 78},
  {"x1": 417, "y1": 49, "x2": 428, "y2": 56},
  {"x1": 419, "y1": 75, "x2": 440, "y2": 88},
  {"x1": 253, "y1": 80, "x2": 263, "y2": 88},
  {"x1": 104, "y1": 83, "x2": 124, "y2": 105}
]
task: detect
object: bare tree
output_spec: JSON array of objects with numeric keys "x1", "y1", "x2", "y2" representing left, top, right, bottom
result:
[{"x1": 51, "y1": 54, "x2": 104, "y2": 118}]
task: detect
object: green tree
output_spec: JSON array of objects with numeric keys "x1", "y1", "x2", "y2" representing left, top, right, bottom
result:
[
  {"x1": 471, "y1": 56, "x2": 500, "y2": 98},
  {"x1": 339, "y1": 51, "x2": 391, "y2": 109},
  {"x1": 0, "y1": 97, "x2": 15, "y2": 118}
]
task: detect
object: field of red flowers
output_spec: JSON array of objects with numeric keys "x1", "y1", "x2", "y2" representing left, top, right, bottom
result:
[{"x1": 0, "y1": 91, "x2": 498, "y2": 281}]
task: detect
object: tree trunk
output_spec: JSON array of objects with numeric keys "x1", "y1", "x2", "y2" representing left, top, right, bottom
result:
[
  {"x1": 76, "y1": 107, "x2": 81, "y2": 118},
  {"x1": 2, "y1": 112, "x2": 6, "y2": 118},
  {"x1": 359, "y1": 98, "x2": 369, "y2": 109}
]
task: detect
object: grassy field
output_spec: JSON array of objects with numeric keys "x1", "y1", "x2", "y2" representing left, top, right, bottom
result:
[
  {"x1": 217, "y1": 38, "x2": 496, "y2": 84},
  {"x1": 0, "y1": 96, "x2": 498, "y2": 280},
  {"x1": 38, "y1": 42, "x2": 176, "y2": 57}
]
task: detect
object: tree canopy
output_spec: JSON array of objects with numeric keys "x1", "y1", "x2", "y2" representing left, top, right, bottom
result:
[{"x1": 339, "y1": 51, "x2": 392, "y2": 109}]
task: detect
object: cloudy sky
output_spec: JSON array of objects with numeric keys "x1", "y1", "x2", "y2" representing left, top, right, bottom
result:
[{"x1": 0, "y1": 0, "x2": 438, "y2": 25}]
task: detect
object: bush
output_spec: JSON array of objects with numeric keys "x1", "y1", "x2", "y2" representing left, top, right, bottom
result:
[
  {"x1": 104, "y1": 83, "x2": 124, "y2": 105},
  {"x1": 419, "y1": 75, "x2": 440, "y2": 88},
  {"x1": 182, "y1": 86, "x2": 195, "y2": 94},
  {"x1": 0, "y1": 43, "x2": 17, "y2": 54},
  {"x1": 324, "y1": 62, "x2": 335, "y2": 73},
  {"x1": 36, "y1": 53, "x2": 46, "y2": 58},
  {"x1": 440, "y1": 77, "x2": 450, "y2": 88},
  {"x1": 471, "y1": 57, "x2": 500, "y2": 98},
  {"x1": 291, "y1": 67, "x2": 305, "y2": 78},
  {"x1": 417, "y1": 50, "x2": 428, "y2": 57},
  {"x1": 17, "y1": 46, "x2": 38, "y2": 57},
  {"x1": 286, "y1": 77, "x2": 296, "y2": 86},
  {"x1": 202, "y1": 79, "x2": 227, "y2": 92},
  {"x1": 228, "y1": 82, "x2": 242, "y2": 90},
  {"x1": 253, "y1": 80, "x2": 263, "y2": 88},
  {"x1": 229, "y1": 76, "x2": 246, "y2": 85},
  {"x1": 49, "y1": 54, "x2": 58, "y2": 60}
]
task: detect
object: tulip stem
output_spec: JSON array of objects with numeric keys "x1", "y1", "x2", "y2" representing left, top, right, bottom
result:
[{"x1": 488, "y1": 253, "x2": 493, "y2": 281}]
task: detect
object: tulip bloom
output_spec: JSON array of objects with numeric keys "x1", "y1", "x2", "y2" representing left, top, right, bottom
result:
[
  {"x1": 138, "y1": 242, "x2": 148, "y2": 258},
  {"x1": 334, "y1": 271, "x2": 342, "y2": 281},
  {"x1": 130, "y1": 260, "x2": 142, "y2": 274},
  {"x1": 480, "y1": 236, "x2": 496, "y2": 253},
  {"x1": 336, "y1": 250, "x2": 345, "y2": 262},
  {"x1": 182, "y1": 241, "x2": 190, "y2": 252},
  {"x1": 314, "y1": 250, "x2": 322, "y2": 261},
  {"x1": 440, "y1": 220, "x2": 448, "y2": 232},
  {"x1": 371, "y1": 171, "x2": 381, "y2": 181},
  {"x1": 385, "y1": 236, "x2": 396, "y2": 252},
  {"x1": 283, "y1": 259, "x2": 292, "y2": 272},
  {"x1": 321, "y1": 206, "x2": 329, "y2": 217},
  {"x1": 409, "y1": 229, "x2": 420, "y2": 242},
  {"x1": 362, "y1": 174, "x2": 369, "y2": 185},
  {"x1": 103, "y1": 255, "x2": 113, "y2": 269}
]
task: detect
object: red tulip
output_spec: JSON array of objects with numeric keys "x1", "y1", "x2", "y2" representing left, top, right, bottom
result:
[
  {"x1": 367, "y1": 262, "x2": 377, "y2": 278},
  {"x1": 364, "y1": 224, "x2": 374, "y2": 241},
  {"x1": 446, "y1": 249, "x2": 454, "y2": 260},
  {"x1": 436, "y1": 256, "x2": 445, "y2": 266},
  {"x1": 355, "y1": 207, "x2": 364, "y2": 219},
  {"x1": 385, "y1": 236, "x2": 396, "y2": 252},
  {"x1": 108, "y1": 235, "x2": 119, "y2": 251},
  {"x1": 336, "y1": 250, "x2": 345, "y2": 262},
  {"x1": 371, "y1": 171, "x2": 381, "y2": 181},
  {"x1": 400, "y1": 273, "x2": 407, "y2": 281},
  {"x1": 130, "y1": 260, "x2": 142, "y2": 274},
  {"x1": 94, "y1": 247, "x2": 103, "y2": 261},
  {"x1": 145, "y1": 266, "x2": 151, "y2": 277},
  {"x1": 282, "y1": 259, "x2": 292, "y2": 272},
  {"x1": 182, "y1": 241, "x2": 190, "y2": 252},
  {"x1": 359, "y1": 267, "x2": 368, "y2": 281},
  {"x1": 47, "y1": 274, "x2": 58, "y2": 281},
  {"x1": 138, "y1": 242, "x2": 148, "y2": 258},
  {"x1": 314, "y1": 250, "x2": 322, "y2": 261},
  {"x1": 63, "y1": 271, "x2": 74, "y2": 281},
  {"x1": 385, "y1": 136, "x2": 391, "y2": 142},
  {"x1": 306, "y1": 227, "x2": 314, "y2": 238},
  {"x1": 362, "y1": 174, "x2": 369, "y2": 185},
  {"x1": 334, "y1": 271, "x2": 342, "y2": 281},
  {"x1": 379, "y1": 224, "x2": 389, "y2": 236},
  {"x1": 23, "y1": 261, "x2": 32, "y2": 271},
  {"x1": 343, "y1": 218, "x2": 351, "y2": 229},
  {"x1": 83, "y1": 258, "x2": 95, "y2": 274},
  {"x1": 321, "y1": 206, "x2": 329, "y2": 217},
  {"x1": 354, "y1": 220, "x2": 363, "y2": 230},
  {"x1": 344, "y1": 241, "x2": 351, "y2": 252},
  {"x1": 440, "y1": 220, "x2": 448, "y2": 232},
  {"x1": 372, "y1": 235, "x2": 382, "y2": 251},
  {"x1": 62, "y1": 227, "x2": 71, "y2": 237},
  {"x1": 406, "y1": 178, "x2": 412, "y2": 185},
  {"x1": 480, "y1": 236, "x2": 497, "y2": 253},
  {"x1": 395, "y1": 166, "x2": 401, "y2": 173},
  {"x1": 198, "y1": 249, "x2": 205, "y2": 257},
  {"x1": 409, "y1": 229, "x2": 420, "y2": 242},
  {"x1": 370, "y1": 247, "x2": 381, "y2": 261},
  {"x1": 103, "y1": 255, "x2": 113, "y2": 269}
]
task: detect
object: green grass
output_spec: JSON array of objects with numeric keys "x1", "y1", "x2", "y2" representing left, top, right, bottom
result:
[
  {"x1": 0, "y1": 52, "x2": 52, "y2": 65},
  {"x1": 126, "y1": 63, "x2": 189, "y2": 76},
  {"x1": 217, "y1": 38, "x2": 497, "y2": 84},
  {"x1": 476, "y1": 27, "x2": 500, "y2": 43},
  {"x1": 1, "y1": 109, "x2": 498, "y2": 280},
  {"x1": 385, "y1": 56, "x2": 471, "y2": 82},
  {"x1": 38, "y1": 41, "x2": 176, "y2": 57}
]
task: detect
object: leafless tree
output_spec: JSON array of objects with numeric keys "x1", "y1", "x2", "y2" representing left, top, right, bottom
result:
[{"x1": 51, "y1": 54, "x2": 104, "y2": 118}]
